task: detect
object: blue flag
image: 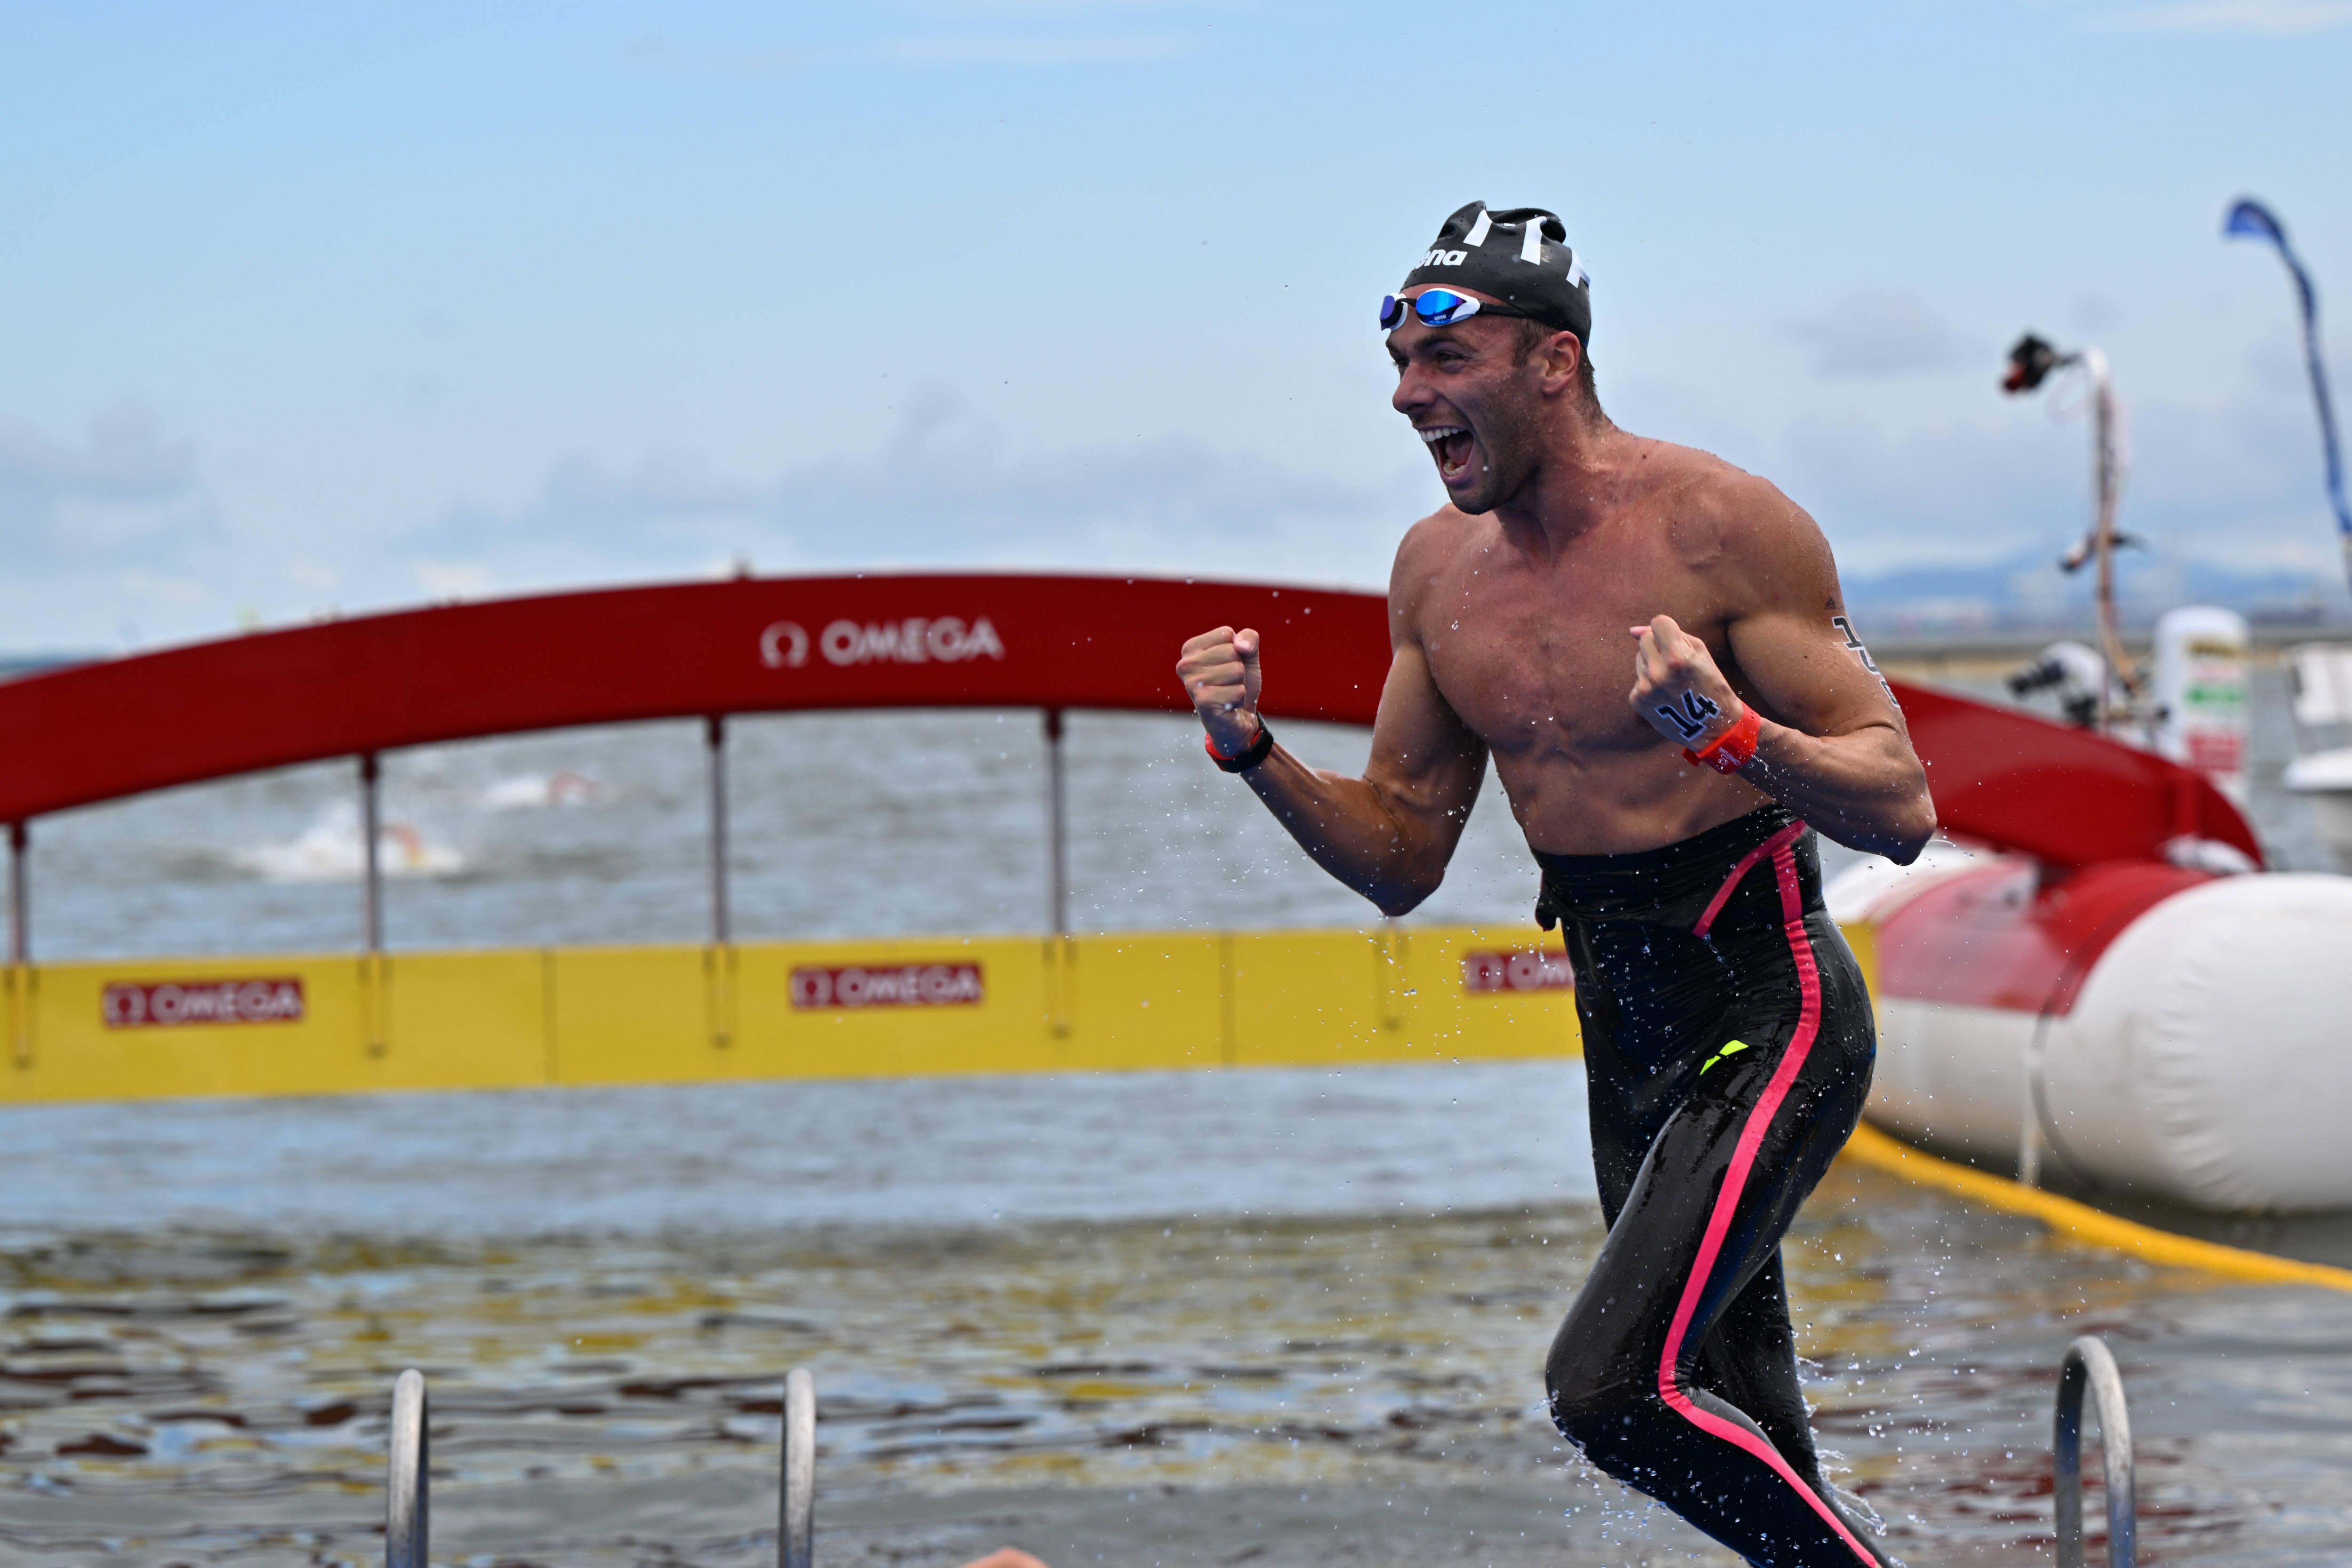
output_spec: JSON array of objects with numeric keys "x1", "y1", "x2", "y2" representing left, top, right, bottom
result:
[{"x1": 2226, "y1": 198, "x2": 2352, "y2": 585}]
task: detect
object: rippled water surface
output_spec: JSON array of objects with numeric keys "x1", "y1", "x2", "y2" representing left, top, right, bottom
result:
[
  {"x1": 6, "y1": 1064, "x2": 2352, "y2": 1568},
  {"x1": 7, "y1": 667, "x2": 2352, "y2": 1563}
]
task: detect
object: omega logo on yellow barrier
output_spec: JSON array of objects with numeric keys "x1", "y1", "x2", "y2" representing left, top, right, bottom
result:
[
  {"x1": 102, "y1": 978, "x2": 308, "y2": 1028},
  {"x1": 1460, "y1": 950, "x2": 1574, "y2": 994},
  {"x1": 790, "y1": 963, "x2": 985, "y2": 1010}
]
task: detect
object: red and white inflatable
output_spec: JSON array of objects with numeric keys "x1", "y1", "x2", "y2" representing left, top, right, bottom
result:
[{"x1": 1826, "y1": 677, "x2": 2352, "y2": 1213}]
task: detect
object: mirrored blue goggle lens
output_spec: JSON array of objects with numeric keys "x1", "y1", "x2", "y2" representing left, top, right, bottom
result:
[
  {"x1": 1381, "y1": 291, "x2": 1482, "y2": 329},
  {"x1": 1413, "y1": 290, "x2": 1478, "y2": 326}
]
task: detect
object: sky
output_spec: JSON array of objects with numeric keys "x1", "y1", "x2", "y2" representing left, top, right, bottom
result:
[{"x1": 2, "y1": 0, "x2": 2349, "y2": 653}]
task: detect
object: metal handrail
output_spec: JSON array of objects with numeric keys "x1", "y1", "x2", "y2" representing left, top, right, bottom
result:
[
  {"x1": 386, "y1": 1368, "x2": 428, "y2": 1568},
  {"x1": 377, "y1": 1365, "x2": 815, "y2": 1566},
  {"x1": 2054, "y1": 1335, "x2": 2135, "y2": 1568},
  {"x1": 781, "y1": 1367, "x2": 816, "y2": 1568}
]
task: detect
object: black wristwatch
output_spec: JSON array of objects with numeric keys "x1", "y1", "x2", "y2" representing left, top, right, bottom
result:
[{"x1": 1205, "y1": 720, "x2": 1275, "y2": 774}]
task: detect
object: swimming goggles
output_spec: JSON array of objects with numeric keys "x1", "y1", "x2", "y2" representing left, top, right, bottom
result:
[{"x1": 1378, "y1": 288, "x2": 1533, "y2": 330}]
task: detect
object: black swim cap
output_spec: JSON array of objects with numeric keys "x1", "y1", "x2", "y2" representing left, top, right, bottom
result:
[{"x1": 1401, "y1": 202, "x2": 1592, "y2": 343}]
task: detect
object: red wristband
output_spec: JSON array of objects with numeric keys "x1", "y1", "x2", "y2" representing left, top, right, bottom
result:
[
  {"x1": 1205, "y1": 718, "x2": 1274, "y2": 773},
  {"x1": 1682, "y1": 703, "x2": 1762, "y2": 773}
]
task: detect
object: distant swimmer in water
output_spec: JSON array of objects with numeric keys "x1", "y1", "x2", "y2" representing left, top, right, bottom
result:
[{"x1": 1175, "y1": 202, "x2": 1935, "y2": 1567}]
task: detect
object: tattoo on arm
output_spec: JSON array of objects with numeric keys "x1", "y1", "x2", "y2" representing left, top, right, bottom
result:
[{"x1": 1831, "y1": 615, "x2": 1896, "y2": 702}]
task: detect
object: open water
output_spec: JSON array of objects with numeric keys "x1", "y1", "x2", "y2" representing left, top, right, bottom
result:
[
  {"x1": 3, "y1": 664, "x2": 2350, "y2": 1564},
  {"x1": 12, "y1": 666, "x2": 2336, "y2": 963}
]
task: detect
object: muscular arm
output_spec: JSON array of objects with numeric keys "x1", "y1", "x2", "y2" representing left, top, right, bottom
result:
[
  {"x1": 1633, "y1": 482, "x2": 1936, "y2": 861},
  {"x1": 1176, "y1": 542, "x2": 1488, "y2": 916},
  {"x1": 1726, "y1": 605, "x2": 1932, "y2": 860}
]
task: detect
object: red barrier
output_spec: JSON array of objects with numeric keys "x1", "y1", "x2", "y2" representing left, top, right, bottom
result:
[
  {"x1": 1892, "y1": 683, "x2": 2260, "y2": 869},
  {"x1": 0, "y1": 574, "x2": 1386, "y2": 825},
  {"x1": 0, "y1": 572, "x2": 2260, "y2": 868}
]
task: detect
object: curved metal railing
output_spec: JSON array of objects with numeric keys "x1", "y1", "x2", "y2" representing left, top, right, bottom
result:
[
  {"x1": 781, "y1": 1366, "x2": 816, "y2": 1568},
  {"x1": 379, "y1": 1365, "x2": 817, "y2": 1567},
  {"x1": 378, "y1": 1346, "x2": 2135, "y2": 1566},
  {"x1": 2054, "y1": 1334, "x2": 2135, "y2": 1568},
  {"x1": 386, "y1": 1369, "x2": 428, "y2": 1568}
]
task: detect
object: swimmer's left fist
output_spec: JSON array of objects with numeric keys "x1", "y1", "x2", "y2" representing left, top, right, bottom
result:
[{"x1": 1629, "y1": 615, "x2": 1744, "y2": 749}]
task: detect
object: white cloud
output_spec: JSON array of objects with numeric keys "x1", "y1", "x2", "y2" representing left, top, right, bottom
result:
[
  {"x1": 411, "y1": 559, "x2": 498, "y2": 600},
  {"x1": 1783, "y1": 289, "x2": 1969, "y2": 378},
  {"x1": 13, "y1": 340, "x2": 2352, "y2": 653},
  {"x1": 1613, "y1": 332, "x2": 2352, "y2": 619},
  {"x1": 417, "y1": 388, "x2": 1422, "y2": 591},
  {"x1": 0, "y1": 405, "x2": 217, "y2": 594},
  {"x1": 117, "y1": 569, "x2": 215, "y2": 609},
  {"x1": 0, "y1": 404, "x2": 194, "y2": 532},
  {"x1": 539, "y1": 447, "x2": 757, "y2": 522},
  {"x1": 283, "y1": 557, "x2": 342, "y2": 595},
  {"x1": 2090, "y1": 0, "x2": 2352, "y2": 32}
]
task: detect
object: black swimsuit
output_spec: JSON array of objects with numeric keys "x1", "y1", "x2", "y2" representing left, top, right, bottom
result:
[{"x1": 1536, "y1": 807, "x2": 1888, "y2": 1568}]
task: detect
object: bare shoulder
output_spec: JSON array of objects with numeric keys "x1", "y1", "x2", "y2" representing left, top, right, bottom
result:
[
  {"x1": 1387, "y1": 503, "x2": 1476, "y2": 631},
  {"x1": 1649, "y1": 440, "x2": 1838, "y2": 608}
]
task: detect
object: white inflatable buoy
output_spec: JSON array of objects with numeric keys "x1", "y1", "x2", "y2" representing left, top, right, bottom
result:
[
  {"x1": 1834, "y1": 852, "x2": 2352, "y2": 1212},
  {"x1": 2039, "y1": 873, "x2": 2352, "y2": 1209}
]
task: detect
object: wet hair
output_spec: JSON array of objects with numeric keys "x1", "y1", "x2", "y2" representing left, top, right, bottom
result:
[{"x1": 1513, "y1": 319, "x2": 1601, "y2": 413}]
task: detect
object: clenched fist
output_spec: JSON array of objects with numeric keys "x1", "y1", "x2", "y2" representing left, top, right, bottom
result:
[
  {"x1": 1176, "y1": 625, "x2": 1264, "y2": 756},
  {"x1": 1629, "y1": 614, "x2": 1743, "y2": 749}
]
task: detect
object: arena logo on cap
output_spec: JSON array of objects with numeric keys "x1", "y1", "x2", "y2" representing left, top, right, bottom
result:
[{"x1": 1420, "y1": 249, "x2": 1469, "y2": 267}]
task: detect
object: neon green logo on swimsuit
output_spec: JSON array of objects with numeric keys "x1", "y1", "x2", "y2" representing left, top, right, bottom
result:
[{"x1": 1700, "y1": 1039, "x2": 1751, "y2": 1076}]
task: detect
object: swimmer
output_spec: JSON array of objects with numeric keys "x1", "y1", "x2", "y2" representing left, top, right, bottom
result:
[{"x1": 1176, "y1": 203, "x2": 1934, "y2": 1567}]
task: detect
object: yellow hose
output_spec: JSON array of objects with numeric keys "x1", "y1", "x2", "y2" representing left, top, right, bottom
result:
[{"x1": 1841, "y1": 1121, "x2": 2352, "y2": 1294}]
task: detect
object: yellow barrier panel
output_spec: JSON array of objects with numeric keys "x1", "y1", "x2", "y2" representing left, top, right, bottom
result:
[
  {"x1": 549, "y1": 944, "x2": 710, "y2": 1085},
  {"x1": 0, "y1": 923, "x2": 1581, "y2": 1104},
  {"x1": 5, "y1": 960, "x2": 32, "y2": 1070},
  {"x1": 375, "y1": 950, "x2": 550, "y2": 1091}
]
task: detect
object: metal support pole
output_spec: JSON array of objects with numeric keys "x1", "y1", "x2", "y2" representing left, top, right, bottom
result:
[
  {"x1": 359, "y1": 754, "x2": 383, "y2": 954},
  {"x1": 780, "y1": 1366, "x2": 816, "y2": 1568},
  {"x1": 2082, "y1": 350, "x2": 2139, "y2": 724},
  {"x1": 1042, "y1": 708, "x2": 1069, "y2": 936},
  {"x1": 387, "y1": 1368, "x2": 429, "y2": 1568},
  {"x1": 358, "y1": 755, "x2": 388, "y2": 1057},
  {"x1": 7, "y1": 821, "x2": 27, "y2": 1070},
  {"x1": 2055, "y1": 1334, "x2": 2136, "y2": 1568},
  {"x1": 7, "y1": 822, "x2": 24, "y2": 966},
  {"x1": 707, "y1": 716, "x2": 731, "y2": 946}
]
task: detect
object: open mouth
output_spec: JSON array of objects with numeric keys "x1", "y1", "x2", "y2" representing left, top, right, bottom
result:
[{"x1": 1419, "y1": 424, "x2": 1475, "y2": 482}]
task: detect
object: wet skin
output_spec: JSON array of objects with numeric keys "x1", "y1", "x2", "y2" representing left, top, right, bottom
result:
[{"x1": 1175, "y1": 286, "x2": 1934, "y2": 914}]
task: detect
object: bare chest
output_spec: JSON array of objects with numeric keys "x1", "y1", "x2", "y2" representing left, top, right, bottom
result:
[{"x1": 1416, "y1": 536, "x2": 1724, "y2": 756}]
